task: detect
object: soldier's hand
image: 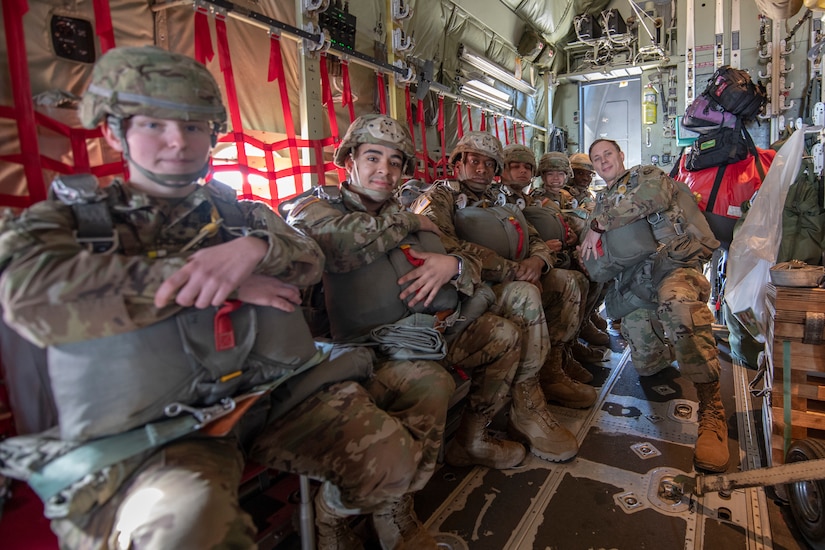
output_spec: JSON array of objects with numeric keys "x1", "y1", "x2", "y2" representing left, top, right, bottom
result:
[
  {"x1": 155, "y1": 236, "x2": 268, "y2": 309},
  {"x1": 416, "y1": 215, "x2": 444, "y2": 237},
  {"x1": 579, "y1": 230, "x2": 603, "y2": 261},
  {"x1": 544, "y1": 239, "x2": 563, "y2": 253},
  {"x1": 236, "y1": 274, "x2": 302, "y2": 312},
  {"x1": 514, "y1": 256, "x2": 544, "y2": 284},
  {"x1": 397, "y1": 250, "x2": 458, "y2": 308}
]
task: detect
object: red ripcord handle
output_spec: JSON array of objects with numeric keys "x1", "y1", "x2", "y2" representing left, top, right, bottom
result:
[
  {"x1": 214, "y1": 299, "x2": 244, "y2": 351},
  {"x1": 400, "y1": 244, "x2": 425, "y2": 267}
]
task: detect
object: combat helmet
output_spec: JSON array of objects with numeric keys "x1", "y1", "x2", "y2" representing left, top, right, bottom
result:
[
  {"x1": 503, "y1": 144, "x2": 536, "y2": 175},
  {"x1": 80, "y1": 46, "x2": 226, "y2": 188},
  {"x1": 80, "y1": 45, "x2": 226, "y2": 134},
  {"x1": 569, "y1": 152, "x2": 594, "y2": 173},
  {"x1": 538, "y1": 152, "x2": 573, "y2": 179},
  {"x1": 334, "y1": 114, "x2": 416, "y2": 176},
  {"x1": 449, "y1": 131, "x2": 504, "y2": 175}
]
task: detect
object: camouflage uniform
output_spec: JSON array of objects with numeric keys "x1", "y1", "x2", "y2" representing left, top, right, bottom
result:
[
  {"x1": 289, "y1": 118, "x2": 524, "y2": 475},
  {"x1": 588, "y1": 158, "x2": 727, "y2": 472},
  {"x1": 412, "y1": 132, "x2": 580, "y2": 462},
  {"x1": 590, "y1": 165, "x2": 720, "y2": 384},
  {"x1": 285, "y1": 184, "x2": 455, "y2": 491},
  {"x1": 0, "y1": 47, "x2": 439, "y2": 549}
]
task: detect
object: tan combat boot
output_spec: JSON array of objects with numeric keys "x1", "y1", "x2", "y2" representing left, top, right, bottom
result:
[
  {"x1": 314, "y1": 490, "x2": 364, "y2": 550},
  {"x1": 445, "y1": 410, "x2": 526, "y2": 469},
  {"x1": 580, "y1": 318, "x2": 611, "y2": 347},
  {"x1": 694, "y1": 380, "x2": 730, "y2": 472},
  {"x1": 590, "y1": 311, "x2": 608, "y2": 331},
  {"x1": 372, "y1": 493, "x2": 438, "y2": 550},
  {"x1": 507, "y1": 377, "x2": 578, "y2": 462},
  {"x1": 562, "y1": 345, "x2": 594, "y2": 384},
  {"x1": 540, "y1": 346, "x2": 597, "y2": 408},
  {"x1": 571, "y1": 340, "x2": 611, "y2": 365}
]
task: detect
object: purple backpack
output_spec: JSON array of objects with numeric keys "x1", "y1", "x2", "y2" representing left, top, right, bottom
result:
[{"x1": 681, "y1": 93, "x2": 738, "y2": 134}]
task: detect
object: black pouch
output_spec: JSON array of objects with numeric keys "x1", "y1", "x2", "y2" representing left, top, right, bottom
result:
[
  {"x1": 703, "y1": 66, "x2": 767, "y2": 120},
  {"x1": 684, "y1": 125, "x2": 748, "y2": 172}
]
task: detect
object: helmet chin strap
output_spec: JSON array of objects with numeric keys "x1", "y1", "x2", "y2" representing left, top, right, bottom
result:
[{"x1": 109, "y1": 116, "x2": 212, "y2": 189}]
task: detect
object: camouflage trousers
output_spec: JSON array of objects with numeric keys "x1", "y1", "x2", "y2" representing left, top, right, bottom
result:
[
  {"x1": 540, "y1": 267, "x2": 588, "y2": 344},
  {"x1": 51, "y1": 437, "x2": 257, "y2": 550},
  {"x1": 250, "y1": 360, "x2": 454, "y2": 513},
  {"x1": 621, "y1": 267, "x2": 720, "y2": 384},
  {"x1": 491, "y1": 281, "x2": 550, "y2": 383},
  {"x1": 443, "y1": 312, "x2": 521, "y2": 417}
]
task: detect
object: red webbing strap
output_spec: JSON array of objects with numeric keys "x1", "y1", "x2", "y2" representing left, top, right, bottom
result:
[
  {"x1": 376, "y1": 72, "x2": 387, "y2": 115},
  {"x1": 507, "y1": 216, "x2": 525, "y2": 258},
  {"x1": 319, "y1": 54, "x2": 345, "y2": 182},
  {"x1": 417, "y1": 98, "x2": 429, "y2": 181},
  {"x1": 91, "y1": 0, "x2": 116, "y2": 54},
  {"x1": 480, "y1": 112, "x2": 486, "y2": 131},
  {"x1": 437, "y1": 95, "x2": 446, "y2": 176},
  {"x1": 213, "y1": 18, "x2": 251, "y2": 199},
  {"x1": 456, "y1": 102, "x2": 464, "y2": 137},
  {"x1": 522, "y1": 124, "x2": 526, "y2": 144},
  {"x1": 503, "y1": 119, "x2": 509, "y2": 145},
  {"x1": 467, "y1": 105, "x2": 473, "y2": 131},
  {"x1": 404, "y1": 87, "x2": 421, "y2": 179},
  {"x1": 493, "y1": 115, "x2": 500, "y2": 140},
  {"x1": 3, "y1": 0, "x2": 46, "y2": 204},
  {"x1": 194, "y1": 9, "x2": 215, "y2": 63},
  {"x1": 268, "y1": 35, "x2": 302, "y2": 195},
  {"x1": 341, "y1": 61, "x2": 355, "y2": 123}
]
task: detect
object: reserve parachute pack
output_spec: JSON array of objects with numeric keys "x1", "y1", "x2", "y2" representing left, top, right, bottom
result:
[
  {"x1": 522, "y1": 205, "x2": 566, "y2": 242},
  {"x1": 289, "y1": 185, "x2": 459, "y2": 345},
  {"x1": 47, "y1": 175, "x2": 372, "y2": 442},
  {"x1": 583, "y1": 168, "x2": 719, "y2": 284},
  {"x1": 454, "y1": 202, "x2": 530, "y2": 261}
]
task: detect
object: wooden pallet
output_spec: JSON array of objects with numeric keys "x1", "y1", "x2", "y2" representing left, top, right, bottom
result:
[{"x1": 766, "y1": 284, "x2": 825, "y2": 464}]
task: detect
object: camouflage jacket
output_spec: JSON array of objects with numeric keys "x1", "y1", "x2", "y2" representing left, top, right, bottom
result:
[
  {"x1": 590, "y1": 165, "x2": 674, "y2": 232},
  {"x1": 287, "y1": 183, "x2": 476, "y2": 297},
  {"x1": 0, "y1": 178, "x2": 323, "y2": 347},
  {"x1": 413, "y1": 179, "x2": 554, "y2": 284}
]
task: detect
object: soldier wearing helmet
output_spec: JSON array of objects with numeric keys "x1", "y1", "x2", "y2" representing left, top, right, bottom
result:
[
  {"x1": 536, "y1": 152, "x2": 612, "y2": 364},
  {"x1": 566, "y1": 152, "x2": 598, "y2": 228},
  {"x1": 411, "y1": 132, "x2": 591, "y2": 464},
  {"x1": 0, "y1": 47, "x2": 442, "y2": 550},
  {"x1": 493, "y1": 144, "x2": 600, "y2": 390},
  {"x1": 290, "y1": 116, "x2": 546, "y2": 523}
]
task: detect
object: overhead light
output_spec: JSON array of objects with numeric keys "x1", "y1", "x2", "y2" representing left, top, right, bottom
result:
[
  {"x1": 461, "y1": 80, "x2": 514, "y2": 110},
  {"x1": 458, "y1": 44, "x2": 537, "y2": 96},
  {"x1": 464, "y1": 79, "x2": 511, "y2": 103}
]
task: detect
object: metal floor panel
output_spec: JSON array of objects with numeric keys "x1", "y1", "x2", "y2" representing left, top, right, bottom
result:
[{"x1": 421, "y1": 343, "x2": 777, "y2": 550}]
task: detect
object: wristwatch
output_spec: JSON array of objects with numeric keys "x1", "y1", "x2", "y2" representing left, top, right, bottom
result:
[
  {"x1": 590, "y1": 219, "x2": 606, "y2": 234},
  {"x1": 450, "y1": 255, "x2": 463, "y2": 281}
]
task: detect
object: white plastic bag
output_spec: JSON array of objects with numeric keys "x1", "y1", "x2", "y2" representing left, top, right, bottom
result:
[{"x1": 724, "y1": 126, "x2": 808, "y2": 342}]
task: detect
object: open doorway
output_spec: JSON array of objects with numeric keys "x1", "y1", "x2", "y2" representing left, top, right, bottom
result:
[{"x1": 579, "y1": 77, "x2": 642, "y2": 186}]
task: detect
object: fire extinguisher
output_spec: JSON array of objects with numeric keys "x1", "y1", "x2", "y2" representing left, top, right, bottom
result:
[{"x1": 642, "y1": 83, "x2": 658, "y2": 125}]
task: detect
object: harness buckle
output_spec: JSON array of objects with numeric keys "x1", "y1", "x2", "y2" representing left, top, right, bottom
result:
[{"x1": 164, "y1": 397, "x2": 237, "y2": 428}]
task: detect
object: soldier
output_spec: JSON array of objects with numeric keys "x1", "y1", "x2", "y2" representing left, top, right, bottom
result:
[
  {"x1": 582, "y1": 139, "x2": 728, "y2": 472},
  {"x1": 287, "y1": 114, "x2": 526, "y2": 481},
  {"x1": 537, "y1": 153, "x2": 612, "y2": 359},
  {"x1": 412, "y1": 132, "x2": 585, "y2": 463},
  {"x1": 0, "y1": 46, "x2": 440, "y2": 550},
  {"x1": 497, "y1": 145, "x2": 599, "y2": 386}
]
